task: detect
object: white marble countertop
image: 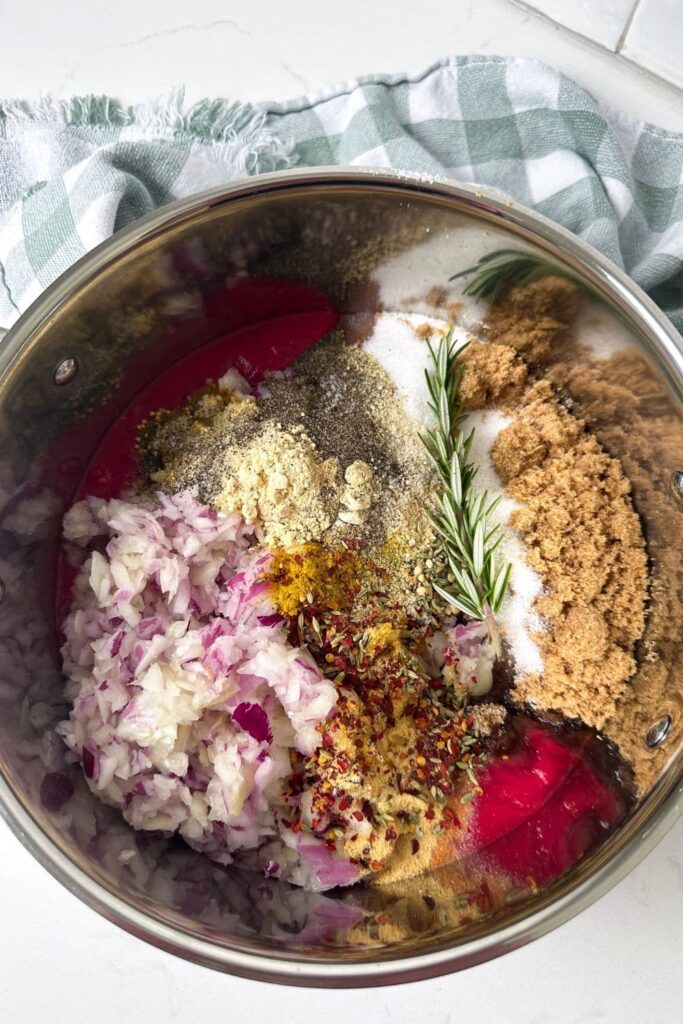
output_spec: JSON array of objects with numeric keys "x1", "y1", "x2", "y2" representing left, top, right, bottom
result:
[
  {"x1": 1, "y1": 1, "x2": 682, "y2": 1021},
  {"x1": 3, "y1": 818, "x2": 682, "y2": 1022},
  {"x1": 2, "y1": 0, "x2": 683, "y2": 129}
]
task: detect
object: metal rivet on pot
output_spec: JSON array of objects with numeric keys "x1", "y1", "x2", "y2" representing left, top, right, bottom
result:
[
  {"x1": 670, "y1": 470, "x2": 683, "y2": 503},
  {"x1": 646, "y1": 715, "x2": 672, "y2": 748},
  {"x1": 53, "y1": 357, "x2": 78, "y2": 386}
]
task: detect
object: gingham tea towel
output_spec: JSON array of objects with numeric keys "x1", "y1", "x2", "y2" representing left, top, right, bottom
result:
[{"x1": 1, "y1": 56, "x2": 682, "y2": 331}]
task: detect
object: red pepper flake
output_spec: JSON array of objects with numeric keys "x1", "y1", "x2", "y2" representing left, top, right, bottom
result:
[
  {"x1": 352, "y1": 810, "x2": 364, "y2": 821},
  {"x1": 338, "y1": 796, "x2": 352, "y2": 811},
  {"x1": 370, "y1": 859, "x2": 384, "y2": 871},
  {"x1": 425, "y1": 806, "x2": 435, "y2": 821},
  {"x1": 411, "y1": 839, "x2": 420, "y2": 855},
  {"x1": 422, "y1": 895, "x2": 436, "y2": 910},
  {"x1": 384, "y1": 827, "x2": 397, "y2": 841}
]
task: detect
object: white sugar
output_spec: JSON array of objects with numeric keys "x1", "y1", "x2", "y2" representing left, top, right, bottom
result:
[
  {"x1": 362, "y1": 311, "x2": 545, "y2": 678},
  {"x1": 369, "y1": 225, "x2": 505, "y2": 328},
  {"x1": 363, "y1": 311, "x2": 469, "y2": 430},
  {"x1": 465, "y1": 410, "x2": 545, "y2": 676},
  {"x1": 574, "y1": 299, "x2": 632, "y2": 361}
]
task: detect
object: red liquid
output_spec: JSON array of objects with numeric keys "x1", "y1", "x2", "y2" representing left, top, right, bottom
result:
[{"x1": 467, "y1": 725, "x2": 626, "y2": 886}]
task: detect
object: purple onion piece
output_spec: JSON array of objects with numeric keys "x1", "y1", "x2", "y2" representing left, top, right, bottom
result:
[{"x1": 232, "y1": 702, "x2": 273, "y2": 744}]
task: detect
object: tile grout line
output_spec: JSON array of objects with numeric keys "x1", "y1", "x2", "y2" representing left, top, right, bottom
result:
[
  {"x1": 616, "y1": 0, "x2": 643, "y2": 53},
  {"x1": 509, "y1": 0, "x2": 632, "y2": 54},
  {"x1": 507, "y1": 0, "x2": 683, "y2": 99}
]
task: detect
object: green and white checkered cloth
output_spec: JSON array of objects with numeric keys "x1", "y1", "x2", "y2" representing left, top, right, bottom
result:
[{"x1": 1, "y1": 56, "x2": 682, "y2": 331}]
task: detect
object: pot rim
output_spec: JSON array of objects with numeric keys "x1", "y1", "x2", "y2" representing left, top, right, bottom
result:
[{"x1": 1, "y1": 166, "x2": 682, "y2": 986}]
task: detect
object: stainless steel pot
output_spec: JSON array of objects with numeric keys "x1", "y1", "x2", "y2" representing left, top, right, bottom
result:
[{"x1": 0, "y1": 168, "x2": 681, "y2": 986}]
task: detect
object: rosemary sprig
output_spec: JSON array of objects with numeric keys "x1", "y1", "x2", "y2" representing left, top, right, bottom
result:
[
  {"x1": 420, "y1": 329, "x2": 512, "y2": 657},
  {"x1": 449, "y1": 248, "x2": 570, "y2": 304}
]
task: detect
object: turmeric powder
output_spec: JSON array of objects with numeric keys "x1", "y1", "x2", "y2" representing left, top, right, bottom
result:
[{"x1": 266, "y1": 543, "x2": 369, "y2": 617}]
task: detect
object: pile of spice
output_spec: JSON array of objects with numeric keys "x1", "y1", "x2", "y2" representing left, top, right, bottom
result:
[
  {"x1": 286, "y1": 602, "x2": 488, "y2": 879},
  {"x1": 140, "y1": 332, "x2": 444, "y2": 617},
  {"x1": 265, "y1": 541, "x2": 501, "y2": 880}
]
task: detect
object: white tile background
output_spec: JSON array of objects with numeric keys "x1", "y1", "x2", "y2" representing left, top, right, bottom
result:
[
  {"x1": 1, "y1": 1, "x2": 682, "y2": 1022},
  {"x1": 521, "y1": 0, "x2": 683, "y2": 91},
  {"x1": 517, "y1": 0, "x2": 635, "y2": 49},
  {"x1": 623, "y1": 0, "x2": 683, "y2": 88}
]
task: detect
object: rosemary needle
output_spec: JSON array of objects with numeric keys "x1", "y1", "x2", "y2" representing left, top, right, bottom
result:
[
  {"x1": 449, "y1": 248, "x2": 573, "y2": 304},
  {"x1": 420, "y1": 328, "x2": 512, "y2": 657}
]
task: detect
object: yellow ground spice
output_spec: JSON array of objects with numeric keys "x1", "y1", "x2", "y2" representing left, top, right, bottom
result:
[
  {"x1": 364, "y1": 622, "x2": 402, "y2": 658},
  {"x1": 266, "y1": 543, "x2": 368, "y2": 617}
]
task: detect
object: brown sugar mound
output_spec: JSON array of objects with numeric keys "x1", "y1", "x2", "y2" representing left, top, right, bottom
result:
[
  {"x1": 486, "y1": 276, "x2": 579, "y2": 364},
  {"x1": 490, "y1": 276, "x2": 681, "y2": 790},
  {"x1": 545, "y1": 346, "x2": 683, "y2": 790},
  {"x1": 459, "y1": 340, "x2": 528, "y2": 409},
  {"x1": 491, "y1": 379, "x2": 647, "y2": 730}
]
